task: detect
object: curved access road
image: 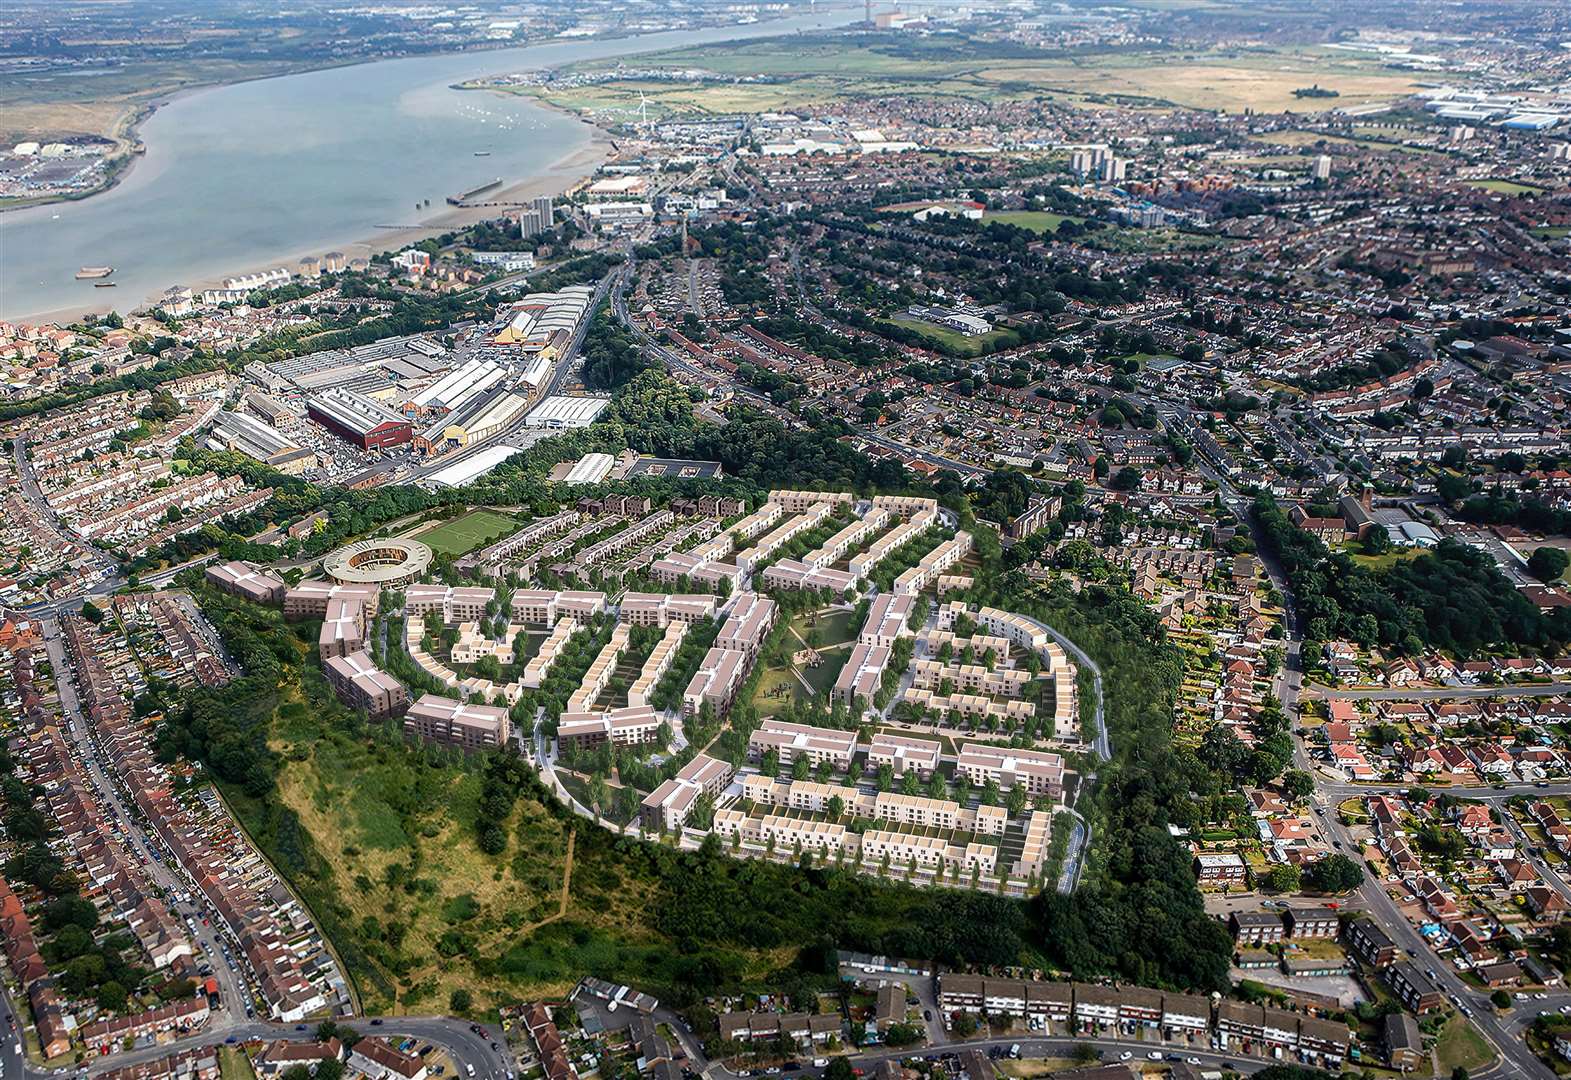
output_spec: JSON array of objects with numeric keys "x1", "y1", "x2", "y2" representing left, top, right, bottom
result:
[{"x1": 1006, "y1": 612, "x2": 1108, "y2": 894}]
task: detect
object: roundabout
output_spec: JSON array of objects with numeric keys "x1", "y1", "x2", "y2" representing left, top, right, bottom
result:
[{"x1": 322, "y1": 537, "x2": 433, "y2": 587}]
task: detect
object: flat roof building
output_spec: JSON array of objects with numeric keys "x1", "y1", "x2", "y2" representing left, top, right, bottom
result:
[
  {"x1": 683, "y1": 646, "x2": 749, "y2": 718},
  {"x1": 715, "y1": 592, "x2": 777, "y2": 655},
  {"x1": 833, "y1": 641, "x2": 890, "y2": 710},
  {"x1": 955, "y1": 742, "x2": 1065, "y2": 799},
  {"x1": 283, "y1": 580, "x2": 381, "y2": 620},
  {"x1": 641, "y1": 754, "x2": 733, "y2": 832},
  {"x1": 866, "y1": 732, "x2": 941, "y2": 778},
  {"x1": 557, "y1": 705, "x2": 663, "y2": 753},
  {"x1": 318, "y1": 597, "x2": 366, "y2": 660}
]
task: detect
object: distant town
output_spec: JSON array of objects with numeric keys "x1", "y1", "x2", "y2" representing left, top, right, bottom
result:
[{"x1": 4, "y1": 2, "x2": 1571, "y2": 1080}]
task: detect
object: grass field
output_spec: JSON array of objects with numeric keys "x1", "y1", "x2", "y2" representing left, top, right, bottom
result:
[
  {"x1": 415, "y1": 510, "x2": 520, "y2": 558},
  {"x1": 1435, "y1": 1014, "x2": 1495, "y2": 1076},
  {"x1": 1248, "y1": 129, "x2": 1360, "y2": 148},
  {"x1": 985, "y1": 210, "x2": 1083, "y2": 234},
  {"x1": 485, "y1": 34, "x2": 1428, "y2": 120},
  {"x1": 1466, "y1": 179, "x2": 1549, "y2": 196},
  {"x1": 790, "y1": 608, "x2": 856, "y2": 650},
  {"x1": 1531, "y1": 226, "x2": 1571, "y2": 240},
  {"x1": 238, "y1": 666, "x2": 622, "y2": 1010},
  {"x1": 219, "y1": 1048, "x2": 257, "y2": 1080},
  {"x1": 886, "y1": 313, "x2": 1018, "y2": 356}
]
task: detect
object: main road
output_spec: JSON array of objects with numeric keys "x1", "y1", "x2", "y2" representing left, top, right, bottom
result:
[
  {"x1": 38, "y1": 614, "x2": 252, "y2": 1014},
  {"x1": 1223, "y1": 471, "x2": 1546, "y2": 1077}
]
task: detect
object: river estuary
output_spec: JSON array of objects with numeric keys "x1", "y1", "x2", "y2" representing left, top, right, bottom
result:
[{"x1": 0, "y1": 8, "x2": 848, "y2": 321}]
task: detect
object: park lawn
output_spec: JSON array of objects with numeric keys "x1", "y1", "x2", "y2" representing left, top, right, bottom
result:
[
  {"x1": 801, "y1": 649, "x2": 851, "y2": 700},
  {"x1": 1531, "y1": 226, "x2": 1570, "y2": 239},
  {"x1": 1347, "y1": 547, "x2": 1427, "y2": 571},
  {"x1": 1466, "y1": 179, "x2": 1548, "y2": 196},
  {"x1": 885, "y1": 314, "x2": 1019, "y2": 357},
  {"x1": 1088, "y1": 226, "x2": 1229, "y2": 253},
  {"x1": 985, "y1": 210, "x2": 1083, "y2": 234},
  {"x1": 416, "y1": 509, "x2": 520, "y2": 557},
  {"x1": 1435, "y1": 1014, "x2": 1496, "y2": 1076},
  {"x1": 754, "y1": 665, "x2": 810, "y2": 716}
]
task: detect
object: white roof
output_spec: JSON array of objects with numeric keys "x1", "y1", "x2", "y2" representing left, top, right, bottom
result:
[
  {"x1": 562, "y1": 453, "x2": 616, "y2": 485},
  {"x1": 426, "y1": 445, "x2": 525, "y2": 488},
  {"x1": 412, "y1": 357, "x2": 506, "y2": 410},
  {"x1": 525, "y1": 395, "x2": 611, "y2": 428}
]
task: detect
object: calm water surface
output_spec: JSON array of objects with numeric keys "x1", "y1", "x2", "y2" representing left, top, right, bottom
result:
[{"x1": 0, "y1": 8, "x2": 848, "y2": 320}]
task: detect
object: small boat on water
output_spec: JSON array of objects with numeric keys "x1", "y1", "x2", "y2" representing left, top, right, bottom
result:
[
  {"x1": 76, "y1": 265, "x2": 115, "y2": 280},
  {"x1": 94, "y1": 282, "x2": 117, "y2": 288},
  {"x1": 474, "y1": 150, "x2": 491, "y2": 156}
]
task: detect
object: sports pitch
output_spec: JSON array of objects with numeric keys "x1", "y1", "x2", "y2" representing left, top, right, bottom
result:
[{"x1": 416, "y1": 510, "x2": 521, "y2": 557}]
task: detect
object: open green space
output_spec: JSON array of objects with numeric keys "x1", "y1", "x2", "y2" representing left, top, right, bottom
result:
[
  {"x1": 885, "y1": 314, "x2": 1019, "y2": 357},
  {"x1": 1466, "y1": 179, "x2": 1549, "y2": 196},
  {"x1": 790, "y1": 608, "x2": 856, "y2": 650},
  {"x1": 985, "y1": 210, "x2": 1084, "y2": 235},
  {"x1": 485, "y1": 32, "x2": 1427, "y2": 121},
  {"x1": 1531, "y1": 226, "x2": 1570, "y2": 240},
  {"x1": 1435, "y1": 1014, "x2": 1496, "y2": 1076},
  {"x1": 219, "y1": 1048, "x2": 258, "y2": 1080},
  {"x1": 416, "y1": 509, "x2": 521, "y2": 557}
]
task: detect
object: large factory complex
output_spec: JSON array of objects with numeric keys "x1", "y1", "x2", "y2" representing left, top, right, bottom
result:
[{"x1": 210, "y1": 285, "x2": 603, "y2": 479}]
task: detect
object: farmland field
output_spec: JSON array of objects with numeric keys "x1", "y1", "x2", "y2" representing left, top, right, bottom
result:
[{"x1": 490, "y1": 34, "x2": 1429, "y2": 120}]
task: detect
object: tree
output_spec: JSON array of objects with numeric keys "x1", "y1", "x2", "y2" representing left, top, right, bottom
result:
[
  {"x1": 96, "y1": 980, "x2": 128, "y2": 1012},
  {"x1": 876, "y1": 763, "x2": 894, "y2": 792},
  {"x1": 1303, "y1": 853, "x2": 1363, "y2": 893},
  {"x1": 1489, "y1": 989, "x2": 1511, "y2": 1010},
  {"x1": 1110, "y1": 466, "x2": 1143, "y2": 491},
  {"x1": 1070, "y1": 1042, "x2": 1100, "y2": 1065},
  {"x1": 823, "y1": 1060, "x2": 856, "y2": 1080},
  {"x1": 1528, "y1": 546, "x2": 1569, "y2": 583},
  {"x1": 450, "y1": 988, "x2": 473, "y2": 1013},
  {"x1": 1006, "y1": 783, "x2": 1028, "y2": 816},
  {"x1": 1282, "y1": 770, "x2": 1314, "y2": 802},
  {"x1": 1261, "y1": 864, "x2": 1301, "y2": 893}
]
